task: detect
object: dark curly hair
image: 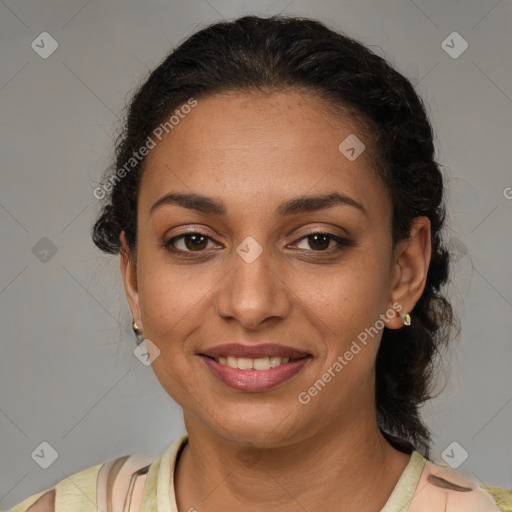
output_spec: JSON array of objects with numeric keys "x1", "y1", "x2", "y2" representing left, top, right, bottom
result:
[{"x1": 91, "y1": 15, "x2": 455, "y2": 457}]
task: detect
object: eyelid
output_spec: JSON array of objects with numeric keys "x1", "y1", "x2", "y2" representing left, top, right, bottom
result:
[
  {"x1": 289, "y1": 224, "x2": 350, "y2": 240},
  {"x1": 162, "y1": 227, "x2": 353, "y2": 255},
  {"x1": 289, "y1": 232, "x2": 352, "y2": 251}
]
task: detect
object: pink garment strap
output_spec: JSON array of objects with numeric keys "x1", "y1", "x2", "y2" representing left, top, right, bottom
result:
[
  {"x1": 96, "y1": 455, "x2": 151, "y2": 512},
  {"x1": 408, "y1": 460, "x2": 501, "y2": 511}
]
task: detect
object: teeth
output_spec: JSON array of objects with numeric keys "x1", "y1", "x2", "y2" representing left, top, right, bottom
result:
[
  {"x1": 216, "y1": 356, "x2": 291, "y2": 369},
  {"x1": 270, "y1": 356, "x2": 281, "y2": 368},
  {"x1": 237, "y1": 357, "x2": 253, "y2": 369},
  {"x1": 254, "y1": 357, "x2": 270, "y2": 370}
]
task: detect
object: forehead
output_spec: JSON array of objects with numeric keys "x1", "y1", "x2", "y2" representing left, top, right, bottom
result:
[{"x1": 138, "y1": 89, "x2": 389, "y2": 221}]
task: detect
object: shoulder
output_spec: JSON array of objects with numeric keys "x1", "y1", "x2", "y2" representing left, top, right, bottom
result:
[
  {"x1": 5, "y1": 436, "x2": 190, "y2": 512},
  {"x1": 5, "y1": 453, "x2": 152, "y2": 512},
  {"x1": 480, "y1": 485, "x2": 512, "y2": 512},
  {"x1": 410, "y1": 457, "x2": 512, "y2": 512}
]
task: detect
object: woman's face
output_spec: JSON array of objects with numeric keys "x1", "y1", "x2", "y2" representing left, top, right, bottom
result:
[{"x1": 121, "y1": 89, "x2": 427, "y2": 447}]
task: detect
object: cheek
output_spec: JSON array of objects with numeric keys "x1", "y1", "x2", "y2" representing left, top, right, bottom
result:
[
  {"x1": 303, "y1": 249, "x2": 392, "y2": 382},
  {"x1": 136, "y1": 257, "x2": 201, "y2": 401},
  {"x1": 311, "y1": 251, "x2": 391, "y2": 323},
  {"x1": 136, "y1": 246, "x2": 206, "y2": 320},
  {"x1": 306, "y1": 263, "x2": 389, "y2": 402}
]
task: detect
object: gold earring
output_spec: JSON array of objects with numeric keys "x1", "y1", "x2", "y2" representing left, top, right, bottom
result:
[
  {"x1": 132, "y1": 319, "x2": 144, "y2": 345},
  {"x1": 401, "y1": 313, "x2": 411, "y2": 326}
]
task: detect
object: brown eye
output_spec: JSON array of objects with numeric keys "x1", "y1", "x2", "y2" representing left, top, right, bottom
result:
[
  {"x1": 183, "y1": 234, "x2": 208, "y2": 251},
  {"x1": 164, "y1": 233, "x2": 214, "y2": 253},
  {"x1": 307, "y1": 233, "x2": 330, "y2": 250},
  {"x1": 294, "y1": 232, "x2": 350, "y2": 252}
]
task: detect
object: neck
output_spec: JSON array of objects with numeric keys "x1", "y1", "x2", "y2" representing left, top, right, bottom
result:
[{"x1": 174, "y1": 412, "x2": 411, "y2": 512}]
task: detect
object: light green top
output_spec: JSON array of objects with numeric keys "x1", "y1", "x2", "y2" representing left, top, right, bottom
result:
[{"x1": 7, "y1": 434, "x2": 512, "y2": 511}]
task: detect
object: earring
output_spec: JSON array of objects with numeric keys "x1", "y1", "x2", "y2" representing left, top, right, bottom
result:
[
  {"x1": 401, "y1": 313, "x2": 411, "y2": 327},
  {"x1": 132, "y1": 319, "x2": 144, "y2": 345}
]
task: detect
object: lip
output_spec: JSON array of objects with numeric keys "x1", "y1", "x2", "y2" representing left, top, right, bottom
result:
[
  {"x1": 199, "y1": 354, "x2": 312, "y2": 392},
  {"x1": 199, "y1": 343, "x2": 310, "y2": 360}
]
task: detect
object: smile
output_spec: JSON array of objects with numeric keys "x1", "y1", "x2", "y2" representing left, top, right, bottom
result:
[
  {"x1": 199, "y1": 353, "x2": 312, "y2": 392},
  {"x1": 212, "y1": 355, "x2": 292, "y2": 370}
]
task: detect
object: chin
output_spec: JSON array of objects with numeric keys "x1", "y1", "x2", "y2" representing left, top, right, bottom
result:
[{"x1": 203, "y1": 407, "x2": 308, "y2": 448}]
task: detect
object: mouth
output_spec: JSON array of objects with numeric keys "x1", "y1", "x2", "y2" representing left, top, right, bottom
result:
[
  {"x1": 201, "y1": 354, "x2": 304, "y2": 369},
  {"x1": 197, "y1": 343, "x2": 312, "y2": 392},
  {"x1": 199, "y1": 343, "x2": 310, "y2": 360}
]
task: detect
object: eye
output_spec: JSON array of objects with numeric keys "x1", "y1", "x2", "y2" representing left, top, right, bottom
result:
[
  {"x1": 161, "y1": 230, "x2": 353, "y2": 256},
  {"x1": 292, "y1": 232, "x2": 352, "y2": 252},
  {"x1": 163, "y1": 232, "x2": 220, "y2": 253}
]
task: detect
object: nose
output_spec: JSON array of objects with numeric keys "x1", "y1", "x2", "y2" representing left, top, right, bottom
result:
[{"x1": 215, "y1": 240, "x2": 291, "y2": 330}]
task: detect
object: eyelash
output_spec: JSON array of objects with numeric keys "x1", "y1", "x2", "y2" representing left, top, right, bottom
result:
[{"x1": 160, "y1": 230, "x2": 353, "y2": 257}]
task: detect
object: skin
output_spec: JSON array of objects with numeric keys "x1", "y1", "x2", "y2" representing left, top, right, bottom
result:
[{"x1": 120, "y1": 89, "x2": 431, "y2": 512}]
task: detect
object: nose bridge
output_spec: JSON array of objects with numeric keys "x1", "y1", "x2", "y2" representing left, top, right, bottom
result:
[{"x1": 216, "y1": 235, "x2": 289, "y2": 327}]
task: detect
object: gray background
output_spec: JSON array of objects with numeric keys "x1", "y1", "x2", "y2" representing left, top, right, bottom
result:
[{"x1": 1, "y1": 0, "x2": 511, "y2": 509}]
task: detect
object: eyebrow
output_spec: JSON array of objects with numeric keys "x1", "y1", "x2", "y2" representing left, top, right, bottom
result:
[{"x1": 149, "y1": 191, "x2": 367, "y2": 217}]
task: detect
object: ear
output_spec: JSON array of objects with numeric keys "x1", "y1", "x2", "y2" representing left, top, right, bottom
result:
[
  {"x1": 119, "y1": 231, "x2": 141, "y2": 322},
  {"x1": 386, "y1": 216, "x2": 431, "y2": 329}
]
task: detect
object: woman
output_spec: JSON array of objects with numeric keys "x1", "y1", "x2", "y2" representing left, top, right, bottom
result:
[{"x1": 8, "y1": 14, "x2": 511, "y2": 512}]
